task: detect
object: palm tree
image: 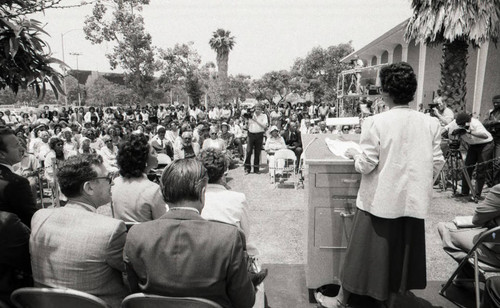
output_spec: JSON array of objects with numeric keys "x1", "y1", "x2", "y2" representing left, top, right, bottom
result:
[
  {"x1": 405, "y1": 0, "x2": 500, "y2": 112},
  {"x1": 209, "y1": 28, "x2": 235, "y2": 81}
]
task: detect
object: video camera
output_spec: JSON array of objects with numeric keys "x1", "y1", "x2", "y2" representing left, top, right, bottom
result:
[
  {"x1": 424, "y1": 103, "x2": 439, "y2": 116},
  {"x1": 451, "y1": 125, "x2": 469, "y2": 137},
  {"x1": 243, "y1": 108, "x2": 254, "y2": 119},
  {"x1": 441, "y1": 126, "x2": 468, "y2": 151}
]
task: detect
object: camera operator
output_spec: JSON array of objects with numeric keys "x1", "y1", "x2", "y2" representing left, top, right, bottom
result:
[
  {"x1": 444, "y1": 112, "x2": 494, "y2": 201},
  {"x1": 432, "y1": 96, "x2": 454, "y2": 126},
  {"x1": 244, "y1": 102, "x2": 268, "y2": 174}
]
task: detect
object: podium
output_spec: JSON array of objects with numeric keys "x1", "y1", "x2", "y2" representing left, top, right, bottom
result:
[{"x1": 302, "y1": 134, "x2": 361, "y2": 302}]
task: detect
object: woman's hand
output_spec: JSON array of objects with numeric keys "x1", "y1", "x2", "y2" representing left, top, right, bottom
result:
[{"x1": 345, "y1": 148, "x2": 361, "y2": 159}]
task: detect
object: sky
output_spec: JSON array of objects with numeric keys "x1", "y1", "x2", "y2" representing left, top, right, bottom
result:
[{"x1": 34, "y1": 0, "x2": 413, "y2": 79}]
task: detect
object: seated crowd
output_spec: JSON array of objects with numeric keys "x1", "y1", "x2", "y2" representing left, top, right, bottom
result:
[
  {"x1": 0, "y1": 130, "x2": 266, "y2": 307},
  {"x1": 0, "y1": 101, "x2": 361, "y2": 307}
]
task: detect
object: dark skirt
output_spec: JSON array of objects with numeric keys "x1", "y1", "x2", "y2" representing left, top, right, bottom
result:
[{"x1": 340, "y1": 209, "x2": 426, "y2": 301}]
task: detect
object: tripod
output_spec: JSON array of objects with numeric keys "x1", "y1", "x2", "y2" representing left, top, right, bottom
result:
[{"x1": 435, "y1": 142, "x2": 477, "y2": 202}]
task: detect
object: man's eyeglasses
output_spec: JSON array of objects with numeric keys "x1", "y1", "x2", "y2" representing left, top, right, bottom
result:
[
  {"x1": 92, "y1": 173, "x2": 114, "y2": 184},
  {"x1": 343, "y1": 128, "x2": 350, "y2": 131}
]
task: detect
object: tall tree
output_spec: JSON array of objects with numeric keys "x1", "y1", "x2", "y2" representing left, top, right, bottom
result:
[
  {"x1": 251, "y1": 70, "x2": 300, "y2": 105},
  {"x1": 0, "y1": 1, "x2": 66, "y2": 98},
  {"x1": 209, "y1": 28, "x2": 235, "y2": 81},
  {"x1": 405, "y1": 0, "x2": 500, "y2": 112},
  {"x1": 291, "y1": 43, "x2": 354, "y2": 103},
  {"x1": 229, "y1": 74, "x2": 252, "y2": 103},
  {"x1": 84, "y1": 0, "x2": 159, "y2": 100},
  {"x1": 159, "y1": 42, "x2": 207, "y2": 106},
  {"x1": 85, "y1": 75, "x2": 137, "y2": 106}
]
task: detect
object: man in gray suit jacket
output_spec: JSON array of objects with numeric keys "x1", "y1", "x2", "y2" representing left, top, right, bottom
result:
[
  {"x1": 30, "y1": 154, "x2": 127, "y2": 308},
  {"x1": 124, "y1": 158, "x2": 255, "y2": 308}
]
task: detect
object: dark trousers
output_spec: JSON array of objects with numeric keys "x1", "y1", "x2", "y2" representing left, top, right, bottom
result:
[
  {"x1": 484, "y1": 276, "x2": 500, "y2": 307},
  {"x1": 245, "y1": 132, "x2": 264, "y2": 172},
  {"x1": 462, "y1": 142, "x2": 494, "y2": 196},
  {"x1": 234, "y1": 137, "x2": 244, "y2": 158}
]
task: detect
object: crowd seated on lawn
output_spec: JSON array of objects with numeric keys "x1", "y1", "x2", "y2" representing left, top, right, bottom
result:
[
  {"x1": 4, "y1": 101, "x2": 360, "y2": 172},
  {"x1": 0, "y1": 100, "x2": 364, "y2": 307}
]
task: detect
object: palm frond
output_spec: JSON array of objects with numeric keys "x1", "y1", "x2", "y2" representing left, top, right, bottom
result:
[{"x1": 405, "y1": 0, "x2": 500, "y2": 46}]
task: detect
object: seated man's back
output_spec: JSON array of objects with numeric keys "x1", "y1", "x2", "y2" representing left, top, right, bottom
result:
[
  {"x1": 125, "y1": 211, "x2": 255, "y2": 308},
  {"x1": 30, "y1": 206, "x2": 127, "y2": 307},
  {"x1": 125, "y1": 158, "x2": 255, "y2": 308}
]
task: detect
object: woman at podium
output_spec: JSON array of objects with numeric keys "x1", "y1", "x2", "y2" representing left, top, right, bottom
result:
[{"x1": 315, "y1": 62, "x2": 445, "y2": 308}]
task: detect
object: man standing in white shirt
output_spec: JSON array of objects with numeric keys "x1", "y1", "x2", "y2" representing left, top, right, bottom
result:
[
  {"x1": 432, "y1": 91, "x2": 454, "y2": 126},
  {"x1": 244, "y1": 103, "x2": 268, "y2": 174}
]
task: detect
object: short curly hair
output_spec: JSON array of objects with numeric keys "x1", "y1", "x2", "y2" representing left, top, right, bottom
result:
[
  {"x1": 117, "y1": 133, "x2": 150, "y2": 178},
  {"x1": 58, "y1": 154, "x2": 103, "y2": 198},
  {"x1": 200, "y1": 148, "x2": 227, "y2": 183},
  {"x1": 379, "y1": 62, "x2": 417, "y2": 105}
]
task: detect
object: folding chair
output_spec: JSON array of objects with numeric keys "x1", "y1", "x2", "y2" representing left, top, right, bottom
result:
[
  {"x1": 273, "y1": 149, "x2": 298, "y2": 189},
  {"x1": 157, "y1": 153, "x2": 171, "y2": 168},
  {"x1": 121, "y1": 293, "x2": 223, "y2": 308},
  {"x1": 440, "y1": 225, "x2": 500, "y2": 308},
  {"x1": 11, "y1": 287, "x2": 110, "y2": 308}
]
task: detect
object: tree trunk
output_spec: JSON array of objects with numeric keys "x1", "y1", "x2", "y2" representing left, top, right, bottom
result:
[
  {"x1": 440, "y1": 39, "x2": 468, "y2": 113},
  {"x1": 216, "y1": 51, "x2": 229, "y2": 104},
  {"x1": 216, "y1": 52, "x2": 229, "y2": 81}
]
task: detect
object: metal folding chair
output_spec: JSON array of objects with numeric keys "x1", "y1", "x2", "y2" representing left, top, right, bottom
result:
[
  {"x1": 440, "y1": 225, "x2": 500, "y2": 308},
  {"x1": 273, "y1": 149, "x2": 298, "y2": 189},
  {"x1": 11, "y1": 287, "x2": 110, "y2": 308},
  {"x1": 121, "y1": 293, "x2": 223, "y2": 308}
]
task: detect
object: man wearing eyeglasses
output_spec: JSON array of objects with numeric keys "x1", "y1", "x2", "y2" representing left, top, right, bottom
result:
[{"x1": 29, "y1": 154, "x2": 128, "y2": 308}]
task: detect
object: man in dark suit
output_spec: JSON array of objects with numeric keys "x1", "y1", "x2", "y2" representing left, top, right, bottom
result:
[
  {"x1": 0, "y1": 211, "x2": 32, "y2": 306},
  {"x1": 124, "y1": 158, "x2": 256, "y2": 308},
  {"x1": 282, "y1": 121, "x2": 303, "y2": 163},
  {"x1": 0, "y1": 127, "x2": 37, "y2": 226}
]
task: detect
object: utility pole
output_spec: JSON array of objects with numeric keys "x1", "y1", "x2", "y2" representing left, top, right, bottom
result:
[
  {"x1": 70, "y1": 52, "x2": 83, "y2": 106},
  {"x1": 61, "y1": 29, "x2": 81, "y2": 106}
]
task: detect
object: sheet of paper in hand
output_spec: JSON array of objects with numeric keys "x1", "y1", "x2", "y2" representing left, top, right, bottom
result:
[{"x1": 325, "y1": 137, "x2": 362, "y2": 160}]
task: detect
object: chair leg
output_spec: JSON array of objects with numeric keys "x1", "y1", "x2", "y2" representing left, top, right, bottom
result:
[{"x1": 474, "y1": 251, "x2": 480, "y2": 308}]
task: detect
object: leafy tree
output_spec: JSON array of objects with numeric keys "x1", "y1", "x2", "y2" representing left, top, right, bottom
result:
[
  {"x1": 61, "y1": 75, "x2": 77, "y2": 105},
  {"x1": 158, "y1": 42, "x2": 204, "y2": 105},
  {"x1": 228, "y1": 74, "x2": 252, "y2": 103},
  {"x1": 185, "y1": 72, "x2": 203, "y2": 106},
  {"x1": 158, "y1": 42, "x2": 201, "y2": 89},
  {"x1": 0, "y1": 1, "x2": 65, "y2": 98},
  {"x1": 209, "y1": 28, "x2": 235, "y2": 81},
  {"x1": 251, "y1": 70, "x2": 300, "y2": 105},
  {"x1": 405, "y1": 0, "x2": 500, "y2": 112},
  {"x1": 85, "y1": 75, "x2": 138, "y2": 106},
  {"x1": 84, "y1": 0, "x2": 159, "y2": 100},
  {"x1": 291, "y1": 43, "x2": 354, "y2": 103}
]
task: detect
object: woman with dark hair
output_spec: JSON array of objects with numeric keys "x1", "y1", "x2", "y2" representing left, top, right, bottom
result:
[
  {"x1": 103, "y1": 108, "x2": 114, "y2": 123},
  {"x1": 84, "y1": 106, "x2": 100, "y2": 126},
  {"x1": 44, "y1": 137, "x2": 65, "y2": 186},
  {"x1": 111, "y1": 133, "x2": 166, "y2": 222},
  {"x1": 315, "y1": 62, "x2": 445, "y2": 308},
  {"x1": 200, "y1": 148, "x2": 249, "y2": 237}
]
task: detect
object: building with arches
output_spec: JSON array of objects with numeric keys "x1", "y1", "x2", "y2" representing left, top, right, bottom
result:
[{"x1": 340, "y1": 19, "x2": 500, "y2": 119}]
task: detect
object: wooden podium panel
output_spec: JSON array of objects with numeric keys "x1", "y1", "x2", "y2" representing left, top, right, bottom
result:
[{"x1": 302, "y1": 134, "x2": 360, "y2": 301}]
